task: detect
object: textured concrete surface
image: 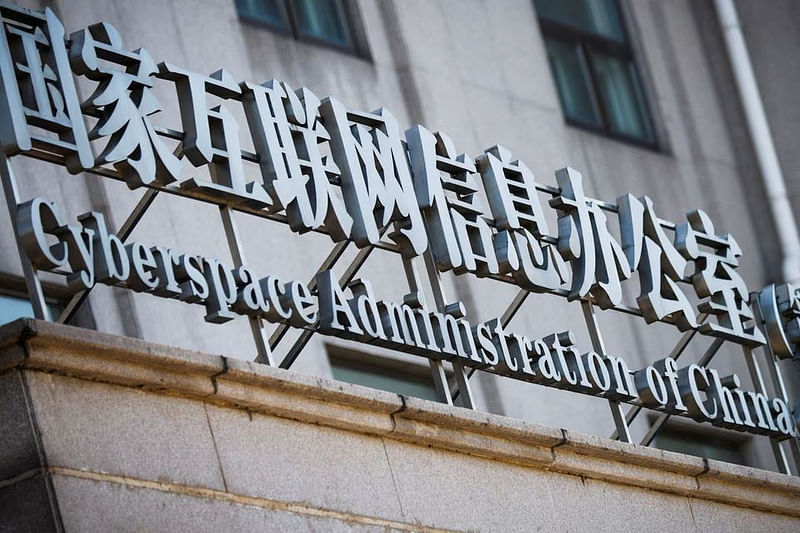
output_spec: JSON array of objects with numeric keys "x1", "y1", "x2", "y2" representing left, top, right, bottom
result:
[
  {"x1": 51, "y1": 474, "x2": 400, "y2": 533},
  {"x1": 0, "y1": 371, "x2": 40, "y2": 482},
  {"x1": 1, "y1": 321, "x2": 799, "y2": 531},
  {"x1": 27, "y1": 372, "x2": 226, "y2": 491}
]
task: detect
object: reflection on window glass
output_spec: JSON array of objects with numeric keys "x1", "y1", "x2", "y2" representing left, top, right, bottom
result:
[
  {"x1": 235, "y1": 0, "x2": 287, "y2": 28},
  {"x1": 590, "y1": 51, "x2": 654, "y2": 140},
  {"x1": 294, "y1": 0, "x2": 348, "y2": 47},
  {"x1": 235, "y1": 0, "x2": 360, "y2": 54},
  {"x1": 330, "y1": 356, "x2": 439, "y2": 401},
  {"x1": 534, "y1": 0, "x2": 624, "y2": 42},
  {"x1": 545, "y1": 38, "x2": 601, "y2": 127},
  {"x1": 654, "y1": 428, "x2": 748, "y2": 466},
  {"x1": 534, "y1": 0, "x2": 657, "y2": 146},
  {"x1": 0, "y1": 294, "x2": 62, "y2": 326}
]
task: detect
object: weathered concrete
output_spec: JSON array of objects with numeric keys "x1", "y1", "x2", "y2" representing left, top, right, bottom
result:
[{"x1": 0, "y1": 319, "x2": 798, "y2": 531}]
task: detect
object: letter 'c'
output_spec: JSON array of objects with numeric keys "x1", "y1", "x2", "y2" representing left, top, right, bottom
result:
[{"x1": 17, "y1": 197, "x2": 69, "y2": 269}]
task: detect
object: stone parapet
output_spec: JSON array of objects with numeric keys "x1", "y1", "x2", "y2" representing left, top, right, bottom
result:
[{"x1": 1, "y1": 319, "x2": 798, "y2": 531}]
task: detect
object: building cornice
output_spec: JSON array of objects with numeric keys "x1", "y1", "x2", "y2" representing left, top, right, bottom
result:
[{"x1": 1, "y1": 318, "x2": 798, "y2": 517}]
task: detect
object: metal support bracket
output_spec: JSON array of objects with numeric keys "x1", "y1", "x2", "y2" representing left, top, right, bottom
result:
[
  {"x1": 0, "y1": 153, "x2": 50, "y2": 321},
  {"x1": 581, "y1": 298, "x2": 632, "y2": 443},
  {"x1": 219, "y1": 205, "x2": 275, "y2": 366},
  {"x1": 57, "y1": 188, "x2": 160, "y2": 325}
]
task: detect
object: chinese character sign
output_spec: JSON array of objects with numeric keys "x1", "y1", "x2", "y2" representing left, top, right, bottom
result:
[{"x1": 0, "y1": 4, "x2": 790, "y2": 355}]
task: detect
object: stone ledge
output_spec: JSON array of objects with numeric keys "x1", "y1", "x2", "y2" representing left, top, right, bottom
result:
[
  {"x1": 0, "y1": 318, "x2": 224, "y2": 398},
  {"x1": 1, "y1": 319, "x2": 799, "y2": 518}
]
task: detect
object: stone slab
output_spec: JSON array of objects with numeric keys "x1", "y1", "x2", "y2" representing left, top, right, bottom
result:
[
  {"x1": 25, "y1": 372, "x2": 226, "y2": 491},
  {"x1": 204, "y1": 404, "x2": 406, "y2": 523},
  {"x1": 0, "y1": 370, "x2": 40, "y2": 482},
  {"x1": 0, "y1": 473, "x2": 58, "y2": 533},
  {"x1": 51, "y1": 473, "x2": 400, "y2": 533}
]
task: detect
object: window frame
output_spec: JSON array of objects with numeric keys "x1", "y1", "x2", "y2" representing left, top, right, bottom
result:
[
  {"x1": 0, "y1": 273, "x2": 94, "y2": 328},
  {"x1": 326, "y1": 344, "x2": 449, "y2": 401},
  {"x1": 236, "y1": 0, "x2": 370, "y2": 59},
  {"x1": 535, "y1": 0, "x2": 659, "y2": 150},
  {"x1": 0, "y1": 285, "x2": 63, "y2": 324},
  {"x1": 650, "y1": 416, "x2": 752, "y2": 467}
]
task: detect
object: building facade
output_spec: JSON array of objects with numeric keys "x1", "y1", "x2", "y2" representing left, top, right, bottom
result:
[{"x1": 1, "y1": 0, "x2": 799, "y2": 530}]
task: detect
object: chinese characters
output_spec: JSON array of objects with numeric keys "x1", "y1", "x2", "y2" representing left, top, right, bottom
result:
[{"x1": 0, "y1": 6, "x2": 776, "y2": 350}]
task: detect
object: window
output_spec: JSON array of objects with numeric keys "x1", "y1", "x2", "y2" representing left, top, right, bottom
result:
[
  {"x1": 235, "y1": 0, "x2": 367, "y2": 56},
  {"x1": 653, "y1": 426, "x2": 748, "y2": 466},
  {"x1": 0, "y1": 291, "x2": 62, "y2": 326},
  {"x1": 534, "y1": 0, "x2": 657, "y2": 146},
  {"x1": 328, "y1": 347, "x2": 440, "y2": 401}
]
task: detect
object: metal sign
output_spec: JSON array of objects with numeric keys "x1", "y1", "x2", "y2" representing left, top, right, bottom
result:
[{"x1": 1, "y1": 2, "x2": 798, "y2": 473}]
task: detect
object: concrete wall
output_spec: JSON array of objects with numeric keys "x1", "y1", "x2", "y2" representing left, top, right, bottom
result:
[
  {"x1": 1, "y1": 320, "x2": 798, "y2": 532},
  {"x1": 0, "y1": 0, "x2": 796, "y2": 471}
]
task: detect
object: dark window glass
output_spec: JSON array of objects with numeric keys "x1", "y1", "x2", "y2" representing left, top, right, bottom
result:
[
  {"x1": 545, "y1": 38, "x2": 601, "y2": 128},
  {"x1": 589, "y1": 50, "x2": 654, "y2": 140},
  {"x1": 328, "y1": 349, "x2": 440, "y2": 401},
  {"x1": 293, "y1": 0, "x2": 349, "y2": 47},
  {"x1": 654, "y1": 427, "x2": 748, "y2": 466},
  {"x1": 236, "y1": 0, "x2": 363, "y2": 56},
  {"x1": 534, "y1": 0, "x2": 657, "y2": 146},
  {"x1": 235, "y1": 0, "x2": 287, "y2": 29},
  {"x1": 535, "y1": 0, "x2": 624, "y2": 42}
]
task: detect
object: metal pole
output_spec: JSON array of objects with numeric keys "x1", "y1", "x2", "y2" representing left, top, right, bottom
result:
[
  {"x1": 760, "y1": 344, "x2": 800, "y2": 474},
  {"x1": 581, "y1": 298, "x2": 632, "y2": 443},
  {"x1": 57, "y1": 188, "x2": 159, "y2": 324},
  {"x1": 715, "y1": 0, "x2": 800, "y2": 285},
  {"x1": 277, "y1": 243, "x2": 376, "y2": 369},
  {"x1": 0, "y1": 153, "x2": 50, "y2": 321},
  {"x1": 421, "y1": 250, "x2": 475, "y2": 408},
  {"x1": 610, "y1": 312, "x2": 709, "y2": 440},
  {"x1": 639, "y1": 337, "x2": 725, "y2": 446},
  {"x1": 752, "y1": 296, "x2": 800, "y2": 474},
  {"x1": 219, "y1": 205, "x2": 274, "y2": 366},
  {"x1": 742, "y1": 345, "x2": 792, "y2": 474},
  {"x1": 452, "y1": 288, "x2": 529, "y2": 401}
]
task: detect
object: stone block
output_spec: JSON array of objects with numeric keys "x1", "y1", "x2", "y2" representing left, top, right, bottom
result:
[
  {"x1": 552, "y1": 477, "x2": 695, "y2": 533},
  {"x1": 391, "y1": 395, "x2": 560, "y2": 466},
  {"x1": 382, "y1": 438, "x2": 563, "y2": 531},
  {"x1": 25, "y1": 372, "x2": 225, "y2": 491},
  {"x1": 204, "y1": 404, "x2": 405, "y2": 522},
  {"x1": 550, "y1": 430, "x2": 705, "y2": 496},
  {"x1": 688, "y1": 496, "x2": 800, "y2": 533},
  {"x1": 0, "y1": 370, "x2": 40, "y2": 482},
  {"x1": 51, "y1": 473, "x2": 392, "y2": 532},
  {"x1": 0, "y1": 473, "x2": 58, "y2": 533}
]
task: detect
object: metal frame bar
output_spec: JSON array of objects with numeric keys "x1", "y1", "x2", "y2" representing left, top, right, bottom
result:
[
  {"x1": 277, "y1": 240, "x2": 378, "y2": 370},
  {"x1": 0, "y1": 153, "x2": 50, "y2": 321},
  {"x1": 18, "y1": 150, "x2": 701, "y2": 330},
  {"x1": 639, "y1": 337, "x2": 725, "y2": 446},
  {"x1": 9, "y1": 133, "x2": 798, "y2": 474},
  {"x1": 742, "y1": 345, "x2": 792, "y2": 474},
  {"x1": 610, "y1": 312, "x2": 709, "y2": 441},
  {"x1": 57, "y1": 188, "x2": 159, "y2": 325},
  {"x1": 267, "y1": 240, "x2": 350, "y2": 351},
  {"x1": 452, "y1": 288, "x2": 529, "y2": 401},
  {"x1": 581, "y1": 298, "x2": 632, "y2": 442},
  {"x1": 420, "y1": 250, "x2": 474, "y2": 408},
  {"x1": 219, "y1": 205, "x2": 275, "y2": 366},
  {"x1": 752, "y1": 297, "x2": 800, "y2": 474}
]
